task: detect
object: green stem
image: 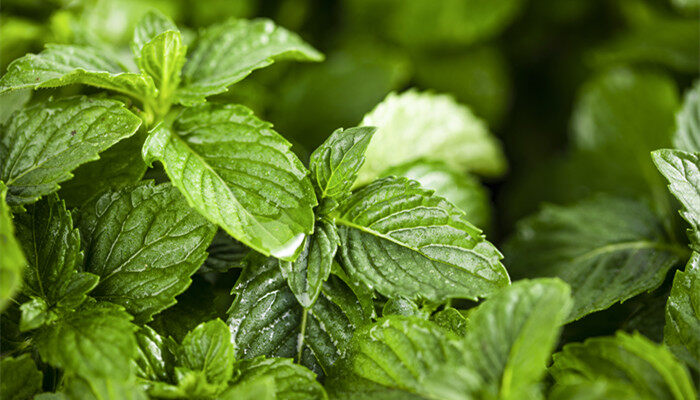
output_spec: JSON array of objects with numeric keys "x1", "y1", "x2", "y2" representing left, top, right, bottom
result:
[{"x1": 296, "y1": 309, "x2": 308, "y2": 364}]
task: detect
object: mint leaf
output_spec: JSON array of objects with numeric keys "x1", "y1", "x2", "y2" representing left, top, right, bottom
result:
[
  {"x1": 673, "y1": 81, "x2": 700, "y2": 153},
  {"x1": 0, "y1": 96, "x2": 142, "y2": 206},
  {"x1": 232, "y1": 357, "x2": 327, "y2": 400},
  {"x1": 77, "y1": 182, "x2": 216, "y2": 323},
  {"x1": 550, "y1": 332, "x2": 697, "y2": 400},
  {"x1": 0, "y1": 354, "x2": 43, "y2": 400},
  {"x1": 430, "y1": 307, "x2": 468, "y2": 337},
  {"x1": 279, "y1": 220, "x2": 339, "y2": 308},
  {"x1": 15, "y1": 194, "x2": 97, "y2": 316},
  {"x1": 0, "y1": 45, "x2": 156, "y2": 101},
  {"x1": 356, "y1": 90, "x2": 506, "y2": 185},
  {"x1": 664, "y1": 252, "x2": 700, "y2": 373},
  {"x1": 460, "y1": 278, "x2": 572, "y2": 399},
  {"x1": 653, "y1": 149, "x2": 700, "y2": 251},
  {"x1": 39, "y1": 376, "x2": 148, "y2": 400},
  {"x1": 176, "y1": 18, "x2": 323, "y2": 105},
  {"x1": 333, "y1": 176, "x2": 508, "y2": 302},
  {"x1": 326, "y1": 315, "x2": 477, "y2": 399},
  {"x1": 178, "y1": 319, "x2": 234, "y2": 386},
  {"x1": 309, "y1": 126, "x2": 376, "y2": 200},
  {"x1": 220, "y1": 377, "x2": 275, "y2": 400},
  {"x1": 134, "y1": 326, "x2": 175, "y2": 383},
  {"x1": 0, "y1": 183, "x2": 25, "y2": 311},
  {"x1": 227, "y1": 255, "x2": 373, "y2": 374},
  {"x1": 131, "y1": 10, "x2": 179, "y2": 56},
  {"x1": 381, "y1": 160, "x2": 493, "y2": 230},
  {"x1": 58, "y1": 134, "x2": 148, "y2": 208},
  {"x1": 549, "y1": 380, "x2": 639, "y2": 400},
  {"x1": 142, "y1": 104, "x2": 316, "y2": 261},
  {"x1": 34, "y1": 300, "x2": 137, "y2": 380},
  {"x1": 505, "y1": 195, "x2": 686, "y2": 321}
]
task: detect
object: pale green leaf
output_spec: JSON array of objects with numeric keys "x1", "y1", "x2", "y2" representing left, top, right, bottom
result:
[
  {"x1": 131, "y1": 10, "x2": 179, "y2": 56},
  {"x1": 34, "y1": 300, "x2": 137, "y2": 380},
  {"x1": 309, "y1": 126, "x2": 376, "y2": 200},
  {"x1": 334, "y1": 177, "x2": 508, "y2": 302},
  {"x1": 505, "y1": 195, "x2": 686, "y2": 321},
  {"x1": 0, "y1": 183, "x2": 25, "y2": 311},
  {"x1": 178, "y1": 319, "x2": 235, "y2": 386},
  {"x1": 664, "y1": 252, "x2": 700, "y2": 373},
  {"x1": 550, "y1": 331, "x2": 697, "y2": 400},
  {"x1": 0, "y1": 96, "x2": 142, "y2": 206},
  {"x1": 137, "y1": 31, "x2": 186, "y2": 104},
  {"x1": 356, "y1": 90, "x2": 506, "y2": 185},
  {"x1": 15, "y1": 194, "x2": 97, "y2": 313},
  {"x1": 653, "y1": 149, "x2": 700, "y2": 252},
  {"x1": 227, "y1": 255, "x2": 373, "y2": 374},
  {"x1": 279, "y1": 220, "x2": 339, "y2": 308},
  {"x1": 460, "y1": 279, "x2": 572, "y2": 399},
  {"x1": 0, "y1": 45, "x2": 156, "y2": 101},
  {"x1": 176, "y1": 18, "x2": 323, "y2": 105},
  {"x1": 142, "y1": 104, "x2": 316, "y2": 261},
  {"x1": 672, "y1": 81, "x2": 700, "y2": 153},
  {"x1": 381, "y1": 160, "x2": 492, "y2": 230},
  {"x1": 0, "y1": 354, "x2": 43, "y2": 400},
  {"x1": 326, "y1": 315, "x2": 479, "y2": 400},
  {"x1": 77, "y1": 182, "x2": 216, "y2": 323},
  {"x1": 232, "y1": 357, "x2": 327, "y2": 400},
  {"x1": 42, "y1": 376, "x2": 148, "y2": 400},
  {"x1": 220, "y1": 377, "x2": 275, "y2": 400}
]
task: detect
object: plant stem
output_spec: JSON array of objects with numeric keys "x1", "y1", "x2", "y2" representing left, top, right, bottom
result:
[{"x1": 296, "y1": 309, "x2": 308, "y2": 363}]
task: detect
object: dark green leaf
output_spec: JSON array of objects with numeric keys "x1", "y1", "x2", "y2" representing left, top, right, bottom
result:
[
  {"x1": 142, "y1": 104, "x2": 316, "y2": 261},
  {"x1": 505, "y1": 195, "x2": 686, "y2": 321},
  {"x1": 550, "y1": 331, "x2": 697, "y2": 400},
  {"x1": 0, "y1": 183, "x2": 25, "y2": 311},
  {"x1": 0, "y1": 354, "x2": 43, "y2": 400},
  {"x1": 15, "y1": 194, "x2": 97, "y2": 315},
  {"x1": 334, "y1": 177, "x2": 508, "y2": 302},
  {"x1": 0, "y1": 96, "x2": 142, "y2": 206},
  {"x1": 201, "y1": 230, "x2": 249, "y2": 273},
  {"x1": 77, "y1": 182, "x2": 216, "y2": 323},
  {"x1": 227, "y1": 255, "x2": 373, "y2": 374},
  {"x1": 177, "y1": 18, "x2": 323, "y2": 105},
  {"x1": 309, "y1": 126, "x2": 376, "y2": 200},
  {"x1": 279, "y1": 220, "x2": 339, "y2": 308}
]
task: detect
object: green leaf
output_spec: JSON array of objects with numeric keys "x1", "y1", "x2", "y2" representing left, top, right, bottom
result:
[
  {"x1": 58, "y1": 133, "x2": 148, "y2": 208},
  {"x1": 134, "y1": 325, "x2": 175, "y2": 383},
  {"x1": 460, "y1": 279, "x2": 572, "y2": 399},
  {"x1": 550, "y1": 331, "x2": 697, "y2": 400},
  {"x1": 176, "y1": 18, "x2": 323, "y2": 105},
  {"x1": 142, "y1": 104, "x2": 316, "y2": 261},
  {"x1": 0, "y1": 45, "x2": 156, "y2": 101},
  {"x1": 131, "y1": 10, "x2": 179, "y2": 56},
  {"x1": 381, "y1": 160, "x2": 492, "y2": 230},
  {"x1": 549, "y1": 379, "x2": 639, "y2": 400},
  {"x1": 34, "y1": 300, "x2": 137, "y2": 380},
  {"x1": 672, "y1": 81, "x2": 700, "y2": 153},
  {"x1": 664, "y1": 252, "x2": 700, "y2": 373},
  {"x1": 232, "y1": 357, "x2": 327, "y2": 400},
  {"x1": 333, "y1": 176, "x2": 508, "y2": 302},
  {"x1": 40, "y1": 376, "x2": 148, "y2": 400},
  {"x1": 430, "y1": 307, "x2": 468, "y2": 337},
  {"x1": 653, "y1": 150, "x2": 700, "y2": 251},
  {"x1": 177, "y1": 319, "x2": 235, "y2": 386},
  {"x1": 571, "y1": 68, "x2": 679, "y2": 225},
  {"x1": 19, "y1": 297, "x2": 53, "y2": 332},
  {"x1": 77, "y1": 182, "x2": 216, "y2": 323},
  {"x1": 0, "y1": 354, "x2": 43, "y2": 400},
  {"x1": 279, "y1": 220, "x2": 339, "y2": 308},
  {"x1": 326, "y1": 315, "x2": 478, "y2": 400},
  {"x1": 356, "y1": 90, "x2": 506, "y2": 185},
  {"x1": 227, "y1": 255, "x2": 373, "y2": 374},
  {"x1": 309, "y1": 126, "x2": 376, "y2": 200},
  {"x1": 505, "y1": 195, "x2": 686, "y2": 321},
  {"x1": 220, "y1": 377, "x2": 275, "y2": 400},
  {"x1": 137, "y1": 31, "x2": 186, "y2": 105},
  {"x1": 15, "y1": 194, "x2": 97, "y2": 314},
  {"x1": 0, "y1": 96, "x2": 142, "y2": 206},
  {"x1": 0, "y1": 183, "x2": 25, "y2": 312}
]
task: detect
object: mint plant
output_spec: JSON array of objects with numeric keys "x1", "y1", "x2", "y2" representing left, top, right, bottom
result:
[{"x1": 1, "y1": 4, "x2": 699, "y2": 400}]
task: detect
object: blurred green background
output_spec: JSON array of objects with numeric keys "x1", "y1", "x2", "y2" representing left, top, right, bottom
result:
[{"x1": 2, "y1": 0, "x2": 698, "y2": 241}]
